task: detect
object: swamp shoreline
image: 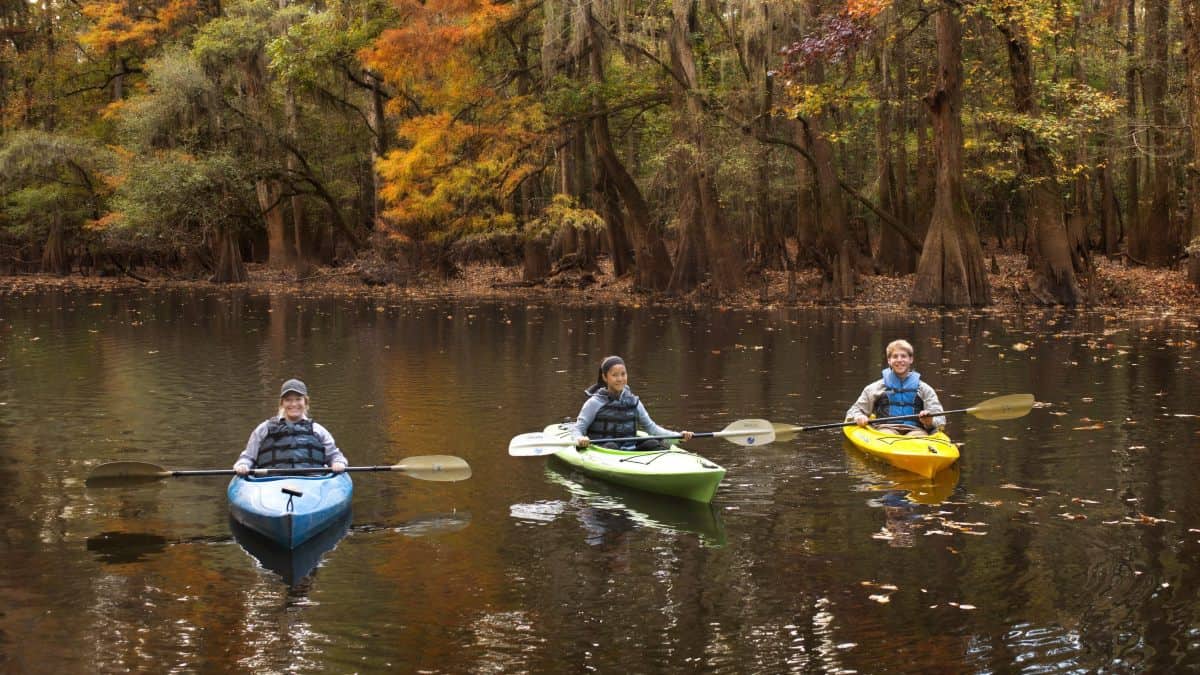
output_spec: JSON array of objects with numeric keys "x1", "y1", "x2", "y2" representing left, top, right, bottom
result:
[{"x1": 2, "y1": 253, "x2": 1198, "y2": 317}]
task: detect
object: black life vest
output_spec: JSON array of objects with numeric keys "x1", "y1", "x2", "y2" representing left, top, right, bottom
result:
[
  {"x1": 254, "y1": 418, "x2": 327, "y2": 468},
  {"x1": 585, "y1": 388, "x2": 640, "y2": 441}
]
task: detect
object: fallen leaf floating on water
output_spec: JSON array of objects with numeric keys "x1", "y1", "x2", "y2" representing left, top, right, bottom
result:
[
  {"x1": 1000, "y1": 483, "x2": 1040, "y2": 492},
  {"x1": 1060, "y1": 513, "x2": 1088, "y2": 520},
  {"x1": 1135, "y1": 514, "x2": 1173, "y2": 525},
  {"x1": 1072, "y1": 423, "x2": 1105, "y2": 430},
  {"x1": 868, "y1": 595, "x2": 891, "y2": 604}
]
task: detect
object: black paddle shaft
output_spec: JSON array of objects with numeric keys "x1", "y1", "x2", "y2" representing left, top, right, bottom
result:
[
  {"x1": 174, "y1": 466, "x2": 399, "y2": 477},
  {"x1": 801, "y1": 407, "x2": 968, "y2": 432}
]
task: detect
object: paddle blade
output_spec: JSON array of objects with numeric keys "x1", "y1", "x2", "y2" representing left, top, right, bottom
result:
[
  {"x1": 86, "y1": 461, "x2": 171, "y2": 487},
  {"x1": 770, "y1": 422, "x2": 802, "y2": 443},
  {"x1": 966, "y1": 394, "x2": 1035, "y2": 420},
  {"x1": 715, "y1": 419, "x2": 776, "y2": 446},
  {"x1": 394, "y1": 455, "x2": 472, "y2": 482},
  {"x1": 508, "y1": 432, "x2": 572, "y2": 457}
]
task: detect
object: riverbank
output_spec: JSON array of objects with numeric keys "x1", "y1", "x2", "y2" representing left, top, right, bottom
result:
[{"x1": 2, "y1": 253, "x2": 1197, "y2": 314}]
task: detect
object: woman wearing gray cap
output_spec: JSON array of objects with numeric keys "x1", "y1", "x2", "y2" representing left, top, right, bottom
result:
[{"x1": 233, "y1": 379, "x2": 348, "y2": 475}]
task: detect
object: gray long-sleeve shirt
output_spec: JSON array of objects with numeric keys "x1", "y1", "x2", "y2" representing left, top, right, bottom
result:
[
  {"x1": 845, "y1": 378, "x2": 947, "y2": 429},
  {"x1": 234, "y1": 417, "x2": 348, "y2": 469},
  {"x1": 570, "y1": 387, "x2": 676, "y2": 440}
]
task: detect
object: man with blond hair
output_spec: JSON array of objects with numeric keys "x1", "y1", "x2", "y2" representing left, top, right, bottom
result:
[{"x1": 845, "y1": 339, "x2": 946, "y2": 436}]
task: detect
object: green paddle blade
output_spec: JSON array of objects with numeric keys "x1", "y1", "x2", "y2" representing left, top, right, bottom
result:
[
  {"x1": 967, "y1": 394, "x2": 1035, "y2": 420},
  {"x1": 394, "y1": 455, "x2": 472, "y2": 482}
]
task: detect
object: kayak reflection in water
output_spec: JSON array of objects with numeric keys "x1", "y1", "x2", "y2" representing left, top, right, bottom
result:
[
  {"x1": 233, "y1": 378, "x2": 349, "y2": 475},
  {"x1": 570, "y1": 355, "x2": 694, "y2": 450},
  {"x1": 846, "y1": 339, "x2": 947, "y2": 437},
  {"x1": 868, "y1": 491, "x2": 920, "y2": 548}
]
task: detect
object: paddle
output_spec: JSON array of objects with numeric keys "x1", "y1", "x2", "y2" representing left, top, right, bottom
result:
[
  {"x1": 508, "y1": 418, "x2": 775, "y2": 457},
  {"x1": 86, "y1": 455, "x2": 472, "y2": 487},
  {"x1": 772, "y1": 393, "x2": 1035, "y2": 434}
]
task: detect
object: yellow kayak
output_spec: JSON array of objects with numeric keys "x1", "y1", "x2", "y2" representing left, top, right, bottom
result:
[{"x1": 842, "y1": 425, "x2": 959, "y2": 479}]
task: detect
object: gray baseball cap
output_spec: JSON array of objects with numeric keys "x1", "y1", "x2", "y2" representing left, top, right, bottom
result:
[{"x1": 280, "y1": 379, "x2": 308, "y2": 397}]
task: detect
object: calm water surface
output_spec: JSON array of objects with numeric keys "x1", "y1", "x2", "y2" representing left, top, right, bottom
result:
[{"x1": 1, "y1": 288, "x2": 1199, "y2": 672}]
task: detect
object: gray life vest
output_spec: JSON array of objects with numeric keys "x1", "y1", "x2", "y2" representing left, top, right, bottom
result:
[{"x1": 585, "y1": 388, "x2": 640, "y2": 441}]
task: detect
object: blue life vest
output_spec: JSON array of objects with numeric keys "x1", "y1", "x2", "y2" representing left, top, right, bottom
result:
[
  {"x1": 585, "y1": 387, "x2": 640, "y2": 445},
  {"x1": 254, "y1": 418, "x2": 327, "y2": 468},
  {"x1": 874, "y1": 369, "x2": 925, "y2": 428}
]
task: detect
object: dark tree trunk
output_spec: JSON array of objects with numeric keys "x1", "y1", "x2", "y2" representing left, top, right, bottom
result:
[
  {"x1": 1124, "y1": 0, "x2": 1140, "y2": 256},
  {"x1": 875, "y1": 41, "x2": 914, "y2": 275},
  {"x1": 793, "y1": 118, "x2": 819, "y2": 267},
  {"x1": 523, "y1": 237, "x2": 551, "y2": 282},
  {"x1": 665, "y1": 0, "x2": 740, "y2": 295},
  {"x1": 586, "y1": 8, "x2": 672, "y2": 290},
  {"x1": 1185, "y1": 0, "x2": 1200, "y2": 284},
  {"x1": 1000, "y1": 20, "x2": 1083, "y2": 305},
  {"x1": 1130, "y1": 0, "x2": 1179, "y2": 266},
  {"x1": 41, "y1": 216, "x2": 70, "y2": 275},
  {"x1": 911, "y1": 2, "x2": 991, "y2": 306},
  {"x1": 365, "y1": 68, "x2": 388, "y2": 229},
  {"x1": 258, "y1": 179, "x2": 291, "y2": 270},
  {"x1": 912, "y1": 71, "x2": 935, "y2": 237},
  {"x1": 285, "y1": 88, "x2": 313, "y2": 277},
  {"x1": 594, "y1": 167, "x2": 635, "y2": 276},
  {"x1": 1099, "y1": 163, "x2": 1122, "y2": 256},
  {"x1": 211, "y1": 228, "x2": 248, "y2": 283}
]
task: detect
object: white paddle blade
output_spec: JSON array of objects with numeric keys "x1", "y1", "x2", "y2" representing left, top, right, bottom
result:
[
  {"x1": 714, "y1": 419, "x2": 776, "y2": 446},
  {"x1": 508, "y1": 432, "x2": 572, "y2": 457}
]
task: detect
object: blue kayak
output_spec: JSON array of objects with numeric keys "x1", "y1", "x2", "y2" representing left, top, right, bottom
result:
[{"x1": 227, "y1": 472, "x2": 353, "y2": 549}]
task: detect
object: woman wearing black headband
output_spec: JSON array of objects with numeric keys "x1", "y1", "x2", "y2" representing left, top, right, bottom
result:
[{"x1": 569, "y1": 356, "x2": 693, "y2": 450}]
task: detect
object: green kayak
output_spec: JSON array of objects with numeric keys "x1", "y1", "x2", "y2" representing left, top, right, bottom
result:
[{"x1": 542, "y1": 423, "x2": 727, "y2": 503}]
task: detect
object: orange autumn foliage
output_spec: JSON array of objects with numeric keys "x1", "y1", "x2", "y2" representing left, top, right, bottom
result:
[
  {"x1": 361, "y1": 0, "x2": 545, "y2": 239},
  {"x1": 81, "y1": 0, "x2": 203, "y2": 52}
]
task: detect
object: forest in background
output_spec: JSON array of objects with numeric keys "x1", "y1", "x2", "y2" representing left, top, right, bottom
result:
[{"x1": 0, "y1": 0, "x2": 1198, "y2": 307}]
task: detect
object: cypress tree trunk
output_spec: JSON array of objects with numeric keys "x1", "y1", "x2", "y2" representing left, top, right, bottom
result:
[
  {"x1": 211, "y1": 227, "x2": 248, "y2": 283},
  {"x1": 1124, "y1": 0, "x2": 1139, "y2": 256},
  {"x1": 1184, "y1": 0, "x2": 1200, "y2": 284},
  {"x1": 911, "y1": 2, "x2": 991, "y2": 306},
  {"x1": 665, "y1": 0, "x2": 740, "y2": 296},
  {"x1": 1130, "y1": 0, "x2": 1179, "y2": 266},
  {"x1": 585, "y1": 7, "x2": 672, "y2": 290},
  {"x1": 1000, "y1": 20, "x2": 1083, "y2": 305},
  {"x1": 41, "y1": 216, "x2": 70, "y2": 275},
  {"x1": 875, "y1": 35, "x2": 914, "y2": 275}
]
